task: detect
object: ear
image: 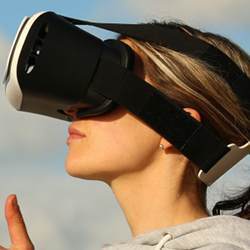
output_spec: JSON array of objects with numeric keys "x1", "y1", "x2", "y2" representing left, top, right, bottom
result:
[
  {"x1": 183, "y1": 107, "x2": 202, "y2": 123},
  {"x1": 159, "y1": 107, "x2": 202, "y2": 150}
]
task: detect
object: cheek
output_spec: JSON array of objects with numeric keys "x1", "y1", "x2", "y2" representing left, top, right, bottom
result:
[{"x1": 65, "y1": 115, "x2": 161, "y2": 180}]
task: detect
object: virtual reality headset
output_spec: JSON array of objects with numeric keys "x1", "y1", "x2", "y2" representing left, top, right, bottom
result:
[{"x1": 3, "y1": 11, "x2": 250, "y2": 185}]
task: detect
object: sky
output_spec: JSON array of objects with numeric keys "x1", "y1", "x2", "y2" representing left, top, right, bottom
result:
[{"x1": 0, "y1": 1, "x2": 250, "y2": 249}]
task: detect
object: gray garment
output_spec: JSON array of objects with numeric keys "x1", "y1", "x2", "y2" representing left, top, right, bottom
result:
[{"x1": 102, "y1": 215, "x2": 250, "y2": 250}]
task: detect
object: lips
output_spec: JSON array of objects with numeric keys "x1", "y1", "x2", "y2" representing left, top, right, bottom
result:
[{"x1": 67, "y1": 126, "x2": 86, "y2": 145}]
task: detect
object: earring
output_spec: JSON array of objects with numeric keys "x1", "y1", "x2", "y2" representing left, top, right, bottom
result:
[{"x1": 159, "y1": 144, "x2": 165, "y2": 150}]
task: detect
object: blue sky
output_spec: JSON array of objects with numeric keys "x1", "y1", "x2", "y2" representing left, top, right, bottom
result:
[
  {"x1": 1, "y1": 1, "x2": 250, "y2": 52},
  {"x1": 0, "y1": 0, "x2": 139, "y2": 41},
  {"x1": 0, "y1": 1, "x2": 250, "y2": 250}
]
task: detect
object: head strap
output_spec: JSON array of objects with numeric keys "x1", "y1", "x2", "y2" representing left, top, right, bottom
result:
[
  {"x1": 61, "y1": 15, "x2": 250, "y2": 114},
  {"x1": 57, "y1": 14, "x2": 250, "y2": 185}
]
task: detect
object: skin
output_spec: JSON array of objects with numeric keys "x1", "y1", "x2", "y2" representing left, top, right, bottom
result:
[
  {"x1": 0, "y1": 194, "x2": 34, "y2": 250},
  {"x1": 0, "y1": 38, "x2": 208, "y2": 248},
  {"x1": 65, "y1": 38, "x2": 209, "y2": 236}
]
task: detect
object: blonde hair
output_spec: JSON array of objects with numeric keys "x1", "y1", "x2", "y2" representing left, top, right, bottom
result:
[
  {"x1": 119, "y1": 22, "x2": 250, "y2": 147},
  {"x1": 118, "y1": 21, "x2": 250, "y2": 216}
]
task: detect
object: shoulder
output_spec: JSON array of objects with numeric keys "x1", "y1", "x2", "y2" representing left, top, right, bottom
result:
[
  {"x1": 195, "y1": 242, "x2": 244, "y2": 250},
  {"x1": 162, "y1": 215, "x2": 250, "y2": 250},
  {"x1": 206, "y1": 215, "x2": 250, "y2": 232},
  {"x1": 193, "y1": 215, "x2": 250, "y2": 244}
]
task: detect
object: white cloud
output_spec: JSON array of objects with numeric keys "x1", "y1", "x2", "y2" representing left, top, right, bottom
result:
[
  {"x1": 91, "y1": 0, "x2": 250, "y2": 52},
  {"x1": 0, "y1": 34, "x2": 10, "y2": 79},
  {"x1": 0, "y1": 163, "x2": 131, "y2": 250},
  {"x1": 0, "y1": 158, "x2": 249, "y2": 249},
  {"x1": 0, "y1": 33, "x2": 69, "y2": 159},
  {"x1": 0, "y1": 92, "x2": 69, "y2": 159},
  {"x1": 0, "y1": 30, "x2": 130, "y2": 250},
  {"x1": 0, "y1": 13, "x2": 250, "y2": 250},
  {"x1": 122, "y1": 0, "x2": 250, "y2": 29}
]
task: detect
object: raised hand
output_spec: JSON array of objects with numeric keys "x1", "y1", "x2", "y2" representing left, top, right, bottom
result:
[{"x1": 0, "y1": 194, "x2": 34, "y2": 250}]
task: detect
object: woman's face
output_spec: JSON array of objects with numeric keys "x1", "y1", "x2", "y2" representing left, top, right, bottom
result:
[{"x1": 65, "y1": 39, "x2": 163, "y2": 183}]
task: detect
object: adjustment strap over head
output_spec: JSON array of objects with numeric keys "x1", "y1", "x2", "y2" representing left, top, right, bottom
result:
[
  {"x1": 62, "y1": 15, "x2": 250, "y2": 113},
  {"x1": 60, "y1": 14, "x2": 250, "y2": 185},
  {"x1": 91, "y1": 57, "x2": 231, "y2": 175}
]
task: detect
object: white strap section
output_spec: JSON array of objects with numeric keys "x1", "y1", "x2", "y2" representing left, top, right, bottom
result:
[
  {"x1": 198, "y1": 141, "x2": 250, "y2": 185},
  {"x1": 154, "y1": 233, "x2": 172, "y2": 250}
]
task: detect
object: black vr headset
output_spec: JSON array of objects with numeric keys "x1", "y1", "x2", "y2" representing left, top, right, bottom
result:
[{"x1": 3, "y1": 11, "x2": 250, "y2": 185}]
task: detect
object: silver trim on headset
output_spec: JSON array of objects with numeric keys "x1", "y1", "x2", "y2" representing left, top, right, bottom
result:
[
  {"x1": 198, "y1": 141, "x2": 250, "y2": 185},
  {"x1": 4, "y1": 11, "x2": 46, "y2": 110}
]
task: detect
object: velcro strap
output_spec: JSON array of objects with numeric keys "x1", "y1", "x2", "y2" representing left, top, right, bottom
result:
[
  {"x1": 63, "y1": 15, "x2": 250, "y2": 112},
  {"x1": 91, "y1": 58, "x2": 230, "y2": 173}
]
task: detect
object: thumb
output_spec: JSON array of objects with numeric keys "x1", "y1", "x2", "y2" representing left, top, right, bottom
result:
[{"x1": 5, "y1": 194, "x2": 34, "y2": 249}]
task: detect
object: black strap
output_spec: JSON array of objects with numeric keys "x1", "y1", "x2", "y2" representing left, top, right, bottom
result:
[
  {"x1": 59, "y1": 14, "x2": 248, "y2": 173},
  {"x1": 91, "y1": 57, "x2": 230, "y2": 173},
  {"x1": 61, "y1": 15, "x2": 250, "y2": 114}
]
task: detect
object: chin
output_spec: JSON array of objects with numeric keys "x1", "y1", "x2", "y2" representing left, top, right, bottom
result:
[{"x1": 64, "y1": 157, "x2": 112, "y2": 183}]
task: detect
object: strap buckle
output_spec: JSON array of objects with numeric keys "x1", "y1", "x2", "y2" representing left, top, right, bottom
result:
[{"x1": 198, "y1": 141, "x2": 250, "y2": 185}]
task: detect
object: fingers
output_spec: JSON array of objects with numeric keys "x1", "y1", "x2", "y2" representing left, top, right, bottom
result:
[{"x1": 5, "y1": 194, "x2": 34, "y2": 249}]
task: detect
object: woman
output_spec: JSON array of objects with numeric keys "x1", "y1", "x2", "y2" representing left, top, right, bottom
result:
[{"x1": 1, "y1": 20, "x2": 250, "y2": 250}]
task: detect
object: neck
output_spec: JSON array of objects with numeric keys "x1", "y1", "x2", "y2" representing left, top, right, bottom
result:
[{"x1": 109, "y1": 153, "x2": 209, "y2": 237}]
